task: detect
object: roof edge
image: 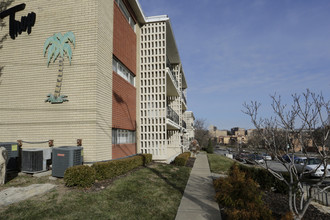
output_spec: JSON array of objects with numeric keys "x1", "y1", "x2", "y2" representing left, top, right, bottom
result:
[
  {"x1": 129, "y1": 0, "x2": 147, "y2": 23},
  {"x1": 145, "y1": 15, "x2": 169, "y2": 23}
]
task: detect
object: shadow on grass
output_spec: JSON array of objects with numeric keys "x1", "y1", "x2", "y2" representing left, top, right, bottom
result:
[
  {"x1": 146, "y1": 160, "x2": 221, "y2": 219},
  {"x1": 5, "y1": 171, "x2": 19, "y2": 183},
  {"x1": 146, "y1": 165, "x2": 186, "y2": 195}
]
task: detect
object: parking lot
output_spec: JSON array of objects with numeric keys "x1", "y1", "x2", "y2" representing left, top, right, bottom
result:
[
  {"x1": 214, "y1": 147, "x2": 330, "y2": 206},
  {"x1": 214, "y1": 148, "x2": 330, "y2": 184}
]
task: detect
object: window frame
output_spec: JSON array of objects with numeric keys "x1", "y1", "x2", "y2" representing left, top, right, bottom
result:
[
  {"x1": 113, "y1": 56, "x2": 135, "y2": 87},
  {"x1": 115, "y1": 0, "x2": 136, "y2": 31},
  {"x1": 112, "y1": 129, "x2": 136, "y2": 144}
]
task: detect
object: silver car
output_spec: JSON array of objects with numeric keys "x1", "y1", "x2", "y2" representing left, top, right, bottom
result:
[{"x1": 294, "y1": 157, "x2": 330, "y2": 178}]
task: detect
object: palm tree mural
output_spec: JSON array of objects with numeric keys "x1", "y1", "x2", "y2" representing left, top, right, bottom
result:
[{"x1": 43, "y1": 32, "x2": 75, "y2": 103}]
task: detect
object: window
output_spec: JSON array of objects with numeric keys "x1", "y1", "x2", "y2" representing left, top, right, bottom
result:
[
  {"x1": 112, "y1": 129, "x2": 136, "y2": 144},
  {"x1": 113, "y1": 56, "x2": 135, "y2": 86},
  {"x1": 115, "y1": 0, "x2": 136, "y2": 31}
]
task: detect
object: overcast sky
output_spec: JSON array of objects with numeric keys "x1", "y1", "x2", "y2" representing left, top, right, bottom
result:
[{"x1": 139, "y1": 0, "x2": 330, "y2": 130}]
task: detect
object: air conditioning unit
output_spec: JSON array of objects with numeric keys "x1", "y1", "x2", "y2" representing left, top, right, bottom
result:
[
  {"x1": 21, "y1": 148, "x2": 52, "y2": 173},
  {"x1": 0, "y1": 142, "x2": 20, "y2": 171},
  {"x1": 52, "y1": 146, "x2": 83, "y2": 178}
]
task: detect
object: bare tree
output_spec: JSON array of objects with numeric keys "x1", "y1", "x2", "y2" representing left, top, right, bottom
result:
[
  {"x1": 194, "y1": 118, "x2": 211, "y2": 149},
  {"x1": 243, "y1": 89, "x2": 330, "y2": 220},
  {"x1": 0, "y1": 0, "x2": 14, "y2": 84},
  {"x1": 247, "y1": 129, "x2": 264, "y2": 149}
]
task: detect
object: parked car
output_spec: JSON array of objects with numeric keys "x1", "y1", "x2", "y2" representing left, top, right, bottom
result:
[
  {"x1": 234, "y1": 153, "x2": 249, "y2": 163},
  {"x1": 282, "y1": 154, "x2": 302, "y2": 163},
  {"x1": 262, "y1": 154, "x2": 272, "y2": 161},
  {"x1": 246, "y1": 154, "x2": 265, "y2": 164},
  {"x1": 294, "y1": 157, "x2": 330, "y2": 178}
]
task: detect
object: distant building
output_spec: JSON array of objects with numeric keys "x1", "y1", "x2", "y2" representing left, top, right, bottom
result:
[
  {"x1": 231, "y1": 127, "x2": 246, "y2": 136},
  {"x1": 218, "y1": 130, "x2": 228, "y2": 137},
  {"x1": 209, "y1": 125, "x2": 249, "y2": 145},
  {"x1": 247, "y1": 129, "x2": 256, "y2": 137}
]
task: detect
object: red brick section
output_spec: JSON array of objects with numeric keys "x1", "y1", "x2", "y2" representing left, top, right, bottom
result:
[
  {"x1": 112, "y1": 72, "x2": 136, "y2": 159},
  {"x1": 112, "y1": 72, "x2": 136, "y2": 130},
  {"x1": 112, "y1": 143, "x2": 136, "y2": 159},
  {"x1": 113, "y1": 1, "x2": 137, "y2": 74},
  {"x1": 112, "y1": 0, "x2": 137, "y2": 159}
]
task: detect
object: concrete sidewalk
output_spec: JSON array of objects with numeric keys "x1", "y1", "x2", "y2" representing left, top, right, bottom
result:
[
  {"x1": 0, "y1": 184, "x2": 56, "y2": 207},
  {"x1": 175, "y1": 152, "x2": 222, "y2": 220}
]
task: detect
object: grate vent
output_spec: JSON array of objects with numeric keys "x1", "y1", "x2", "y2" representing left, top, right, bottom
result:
[{"x1": 22, "y1": 149, "x2": 43, "y2": 172}]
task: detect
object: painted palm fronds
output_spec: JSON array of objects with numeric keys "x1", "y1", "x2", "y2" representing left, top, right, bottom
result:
[{"x1": 43, "y1": 31, "x2": 75, "y2": 103}]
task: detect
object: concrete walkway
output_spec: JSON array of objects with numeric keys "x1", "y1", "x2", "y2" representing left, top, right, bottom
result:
[
  {"x1": 175, "y1": 152, "x2": 222, "y2": 220},
  {"x1": 0, "y1": 184, "x2": 56, "y2": 207}
]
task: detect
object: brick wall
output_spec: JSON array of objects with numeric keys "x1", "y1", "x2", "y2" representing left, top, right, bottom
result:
[
  {"x1": 0, "y1": 0, "x2": 114, "y2": 162},
  {"x1": 112, "y1": 72, "x2": 136, "y2": 130},
  {"x1": 113, "y1": 1, "x2": 137, "y2": 74},
  {"x1": 112, "y1": 143, "x2": 136, "y2": 159},
  {"x1": 112, "y1": 0, "x2": 137, "y2": 134}
]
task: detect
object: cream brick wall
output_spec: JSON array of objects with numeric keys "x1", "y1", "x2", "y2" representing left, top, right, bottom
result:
[
  {"x1": 95, "y1": 0, "x2": 113, "y2": 161},
  {"x1": 0, "y1": 0, "x2": 114, "y2": 162}
]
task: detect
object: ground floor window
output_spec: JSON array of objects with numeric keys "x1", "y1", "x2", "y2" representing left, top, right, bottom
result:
[{"x1": 112, "y1": 129, "x2": 136, "y2": 144}]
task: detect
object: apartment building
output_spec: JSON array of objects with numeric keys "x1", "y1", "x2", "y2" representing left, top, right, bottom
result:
[
  {"x1": 0, "y1": 0, "x2": 143, "y2": 163},
  {"x1": 0, "y1": 0, "x2": 192, "y2": 163},
  {"x1": 139, "y1": 15, "x2": 188, "y2": 162}
]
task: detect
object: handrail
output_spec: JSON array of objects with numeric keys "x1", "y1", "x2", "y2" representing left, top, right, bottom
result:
[
  {"x1": 182, "y1": 120, "x2": 187, "y2": 129},
  {"x1": 181, "y1": 91, "x2": 187, "y2": 104},
  {"x1": 167, "y1": 106, "x2": 179, "y2": 125}
]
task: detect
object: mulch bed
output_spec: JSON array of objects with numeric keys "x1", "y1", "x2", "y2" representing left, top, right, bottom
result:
[
  {"x1": 262, "y1": 191, "x2": 330, "y2": 220},
  {"x1": 219, "y1": 191, "x2": 330, "y2": 220}
]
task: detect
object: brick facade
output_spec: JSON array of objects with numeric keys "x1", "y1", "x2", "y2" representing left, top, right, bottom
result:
[
  {"x1": 112, "y1": 143, "x2": 136, "y2": 159},
  {"x1": 112, "y1": 0, "x2": 137, "y2": 159},
  {"x1": 0, "y1": 0, "x2": 190, "y2": 164},
  {"x1": 112, "y1": 72, "x2": 136, "y2": 130},
  {"x1": 113, "y1": 1, "x2": 137, "y2": 74},
  {"x1": 0, "y1": 0, "x2": 114, "y2": 162}
]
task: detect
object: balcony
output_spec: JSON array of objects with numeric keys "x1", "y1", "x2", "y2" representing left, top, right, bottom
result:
[
  {"x1": 166, "y1": 57, "x2": 179, "y2": 97},
  {"x1": 181, "y1": 91, "x2": 187, "y2": 104},
  {"x1": 166, "y1": 106, "x2": 180, "y2": 130},
  {"x1": 166, "y1": 68, "x2": 179, "y2": 97},
  {"x1": 182, "y1": 120, "x2": 187, "y2": 129},
  {"x1": 181, "y1": 90, "x2": 187, "y2": 111},
  {"x1": 168, "y1": 67, "x2": 178, "y2": 88}
]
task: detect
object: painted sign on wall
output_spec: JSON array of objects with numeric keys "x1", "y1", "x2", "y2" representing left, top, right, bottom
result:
[
  {"x1": 44, "y1": 32, "x2": 76, "y2": 104},
  {"x1": 0, "y1": 3, "x2": 36, "y2": 40}
]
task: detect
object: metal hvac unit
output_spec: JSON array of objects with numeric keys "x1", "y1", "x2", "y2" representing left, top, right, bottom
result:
[
  {"x1": 0, "y1": 142, "x2": 20, "y2": 171},
  {"x1": 52, "y1": 146, "x2": 83, "y2": 178},
  {"x1": 21, "y1": 148, "x2": 52, "y2": 173}
]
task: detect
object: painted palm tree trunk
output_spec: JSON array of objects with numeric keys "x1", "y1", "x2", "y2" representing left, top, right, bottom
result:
[{"x1": 54, "y1": 56, "x2": 64, "y2": 99}]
